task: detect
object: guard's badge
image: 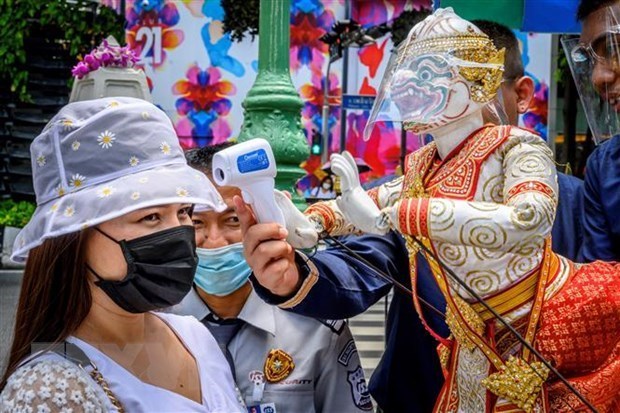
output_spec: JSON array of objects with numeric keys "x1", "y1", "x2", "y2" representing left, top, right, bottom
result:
[
  {"x1": 347, "y1": 365, "x2": 373, "y2": 411},
  {"x1": 264, "y1": 349, "x2": 295, "y2": 383}
]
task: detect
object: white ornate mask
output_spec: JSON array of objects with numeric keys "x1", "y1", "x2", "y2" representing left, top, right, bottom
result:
[{"x1": 365, "y1": 7, "x2": 505, "y2": 138}]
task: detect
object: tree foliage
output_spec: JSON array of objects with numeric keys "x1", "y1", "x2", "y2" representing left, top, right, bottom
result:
[{"x1": 0, "y1": 0, "x2": 125, "y2": 102}]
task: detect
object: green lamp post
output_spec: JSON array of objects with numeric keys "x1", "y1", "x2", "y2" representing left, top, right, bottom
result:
[{"x1": 237, "y1": 0, "x2": 309, "y2": 209}]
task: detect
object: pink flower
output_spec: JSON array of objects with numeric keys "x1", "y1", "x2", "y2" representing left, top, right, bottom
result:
[{"x1": 70, "y1": 39, "x2": 141, "y2": 78}]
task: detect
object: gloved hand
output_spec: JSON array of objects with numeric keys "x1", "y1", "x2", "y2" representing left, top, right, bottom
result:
[
  {"x1": 274, "y1": 190, "x2": 320, "y2": 249},
  {"x1": 331, "y1": 151, "x2": 390, "y2": 235}
]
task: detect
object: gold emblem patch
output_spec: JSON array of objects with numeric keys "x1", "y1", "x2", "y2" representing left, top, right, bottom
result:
[{"x1": 263, "y1": 349, "x2": 295, "y2": 383}]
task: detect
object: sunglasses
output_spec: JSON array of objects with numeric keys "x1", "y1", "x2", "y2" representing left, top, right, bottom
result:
[{"x1": 570, "y1": 30, "x2": 620, "y2": 66}]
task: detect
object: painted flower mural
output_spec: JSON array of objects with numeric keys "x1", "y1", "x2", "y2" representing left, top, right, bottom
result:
[
  {"x1": 290, "y1": 7, "x2": 335, "y2": 76},
  {"x1": 522, "y1": 77, "x2": 549, "y2": 139},
  {"x1": 300, "y1": 73, "x2": 342, "y2": 144},
  {"x1": 201, "y1": 0, "x2": 245, "y2": 77},
  {"x1": 173, "y1": 65, "x2": 236, "y2": 148},
  {"x1": 126, "y1": 0, "x2": 184, "y2": 68}
]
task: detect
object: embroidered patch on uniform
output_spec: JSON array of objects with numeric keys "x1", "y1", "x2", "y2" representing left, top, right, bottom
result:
[
  {"x1": 319, "y1": 318, "x2": 346, "y2": 335},
  {"x1": 338, "y1": 339, "x2": 358, "y2": 366},
  {"x1": 347, "y1": 365, "x2": 373, "y2": 411},
  {"x1": 264, "y1": 349, "x2": 295, "y2": 383}
]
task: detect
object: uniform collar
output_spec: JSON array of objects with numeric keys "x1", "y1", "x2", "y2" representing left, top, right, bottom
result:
[
  {"x1": 172, "y1": 286, "x2": 211, "y2": 321},
  {"x1": 173, "y1": 286, "x2": 276, "y2": 336},
  {"x1": 238, "y1": 289, "x2": 277, "y2": 336}
]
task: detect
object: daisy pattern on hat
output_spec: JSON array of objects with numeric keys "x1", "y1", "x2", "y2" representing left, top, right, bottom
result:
[
  {"x1": 64, "y1": 206, "x2": 76, "y2": 217},
  {"x1": 97, "y1": 185, "x2": 116, "y2": 198},
  {"x1": 60, "y1": 119, "x2": 74, "y2": 131},
  {"x1": 69, "y1": 174, "x2": 86, "y2": 188},
  {"x1": 98, "y1": 130, "x2": 116, "y2": 149},
  {"x1": 72, "y1": 141, "x2": 80, "y2": 151},
  {"x1": 129, "y1": 156, "x2": 139, "y2": 167},
  {"x1": 55, "y1": 184, "x2": 66, "y2": 197},
  {"x1": 36, "y1": 155, "x2": 46, "y2": 167},
  {"x1": 160, "y1": 141, "x2": 171, "y2": 155}
]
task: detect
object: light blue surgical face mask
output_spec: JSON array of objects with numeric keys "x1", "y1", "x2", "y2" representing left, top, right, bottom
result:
[{"x1": 194, "y1": 242, "x2": 252, "y2": 296}]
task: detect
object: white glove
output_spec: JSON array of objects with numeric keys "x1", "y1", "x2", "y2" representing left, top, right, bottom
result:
[
  {"x1": 274, "y1": 190, "x2": 320, "y2": 249},
  {"x1": 331, "y1": 151, "x2": 389, "y2": 235}
]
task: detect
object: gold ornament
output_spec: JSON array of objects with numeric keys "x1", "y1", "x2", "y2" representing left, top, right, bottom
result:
[
  {"x1": 437, "y1": 341, "x2": 452, "y2": 371},
  {"x1": 444, "y1": 295, "x2": 486, "y2": 351},
  {"x1": 399, "y1": 32, "x2": 505, "y2": 104},
  {"x1": 481, "y1": 356, "x2": 550, "y2": 413},
  {"x1": 264, "y1": 349, "x2": 295, "y2": 383}
]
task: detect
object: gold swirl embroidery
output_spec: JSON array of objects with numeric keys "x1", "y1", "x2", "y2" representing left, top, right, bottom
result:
[
  {"x1": 464, "y1": 270, "x2": 501, "y2": 295},
  {"x1": 378, "y1": 175, "x2": 404, "y2": 208},
  {"x1": 459, "y1": 218, "x2": 507, "y2": 250},
  {"x1": 506, "y1": 254, "x2": 540, "y2": 284},
  {"x1": 508, "y1": 151, "x2": 553, "y2": 179},
  {"x1": 508, "y1": 194, "x2": 555, "y2": 234},
  {"x1": 472, "y1": 246, "x2": 504, "y2": 261},
  {"x1": 468, "y1": 201, "x2": 502, "y2": 212},
  {"x1": 481, "y1": 174, "x2": 504, "y2": 203},
  {"x1": 508, "y1": 234, "x2": 545, "y2": 256},
  {"x1": 429, "y1": 199, "x2": 456, "y2": 232},
  {"x1": 437, "y1": 243, "x2": 468, "y2": 267}
]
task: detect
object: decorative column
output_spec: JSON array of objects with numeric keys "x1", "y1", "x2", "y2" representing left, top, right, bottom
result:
[{"x1": 238, "y1": 0, "x2": 309, "y2": 209}]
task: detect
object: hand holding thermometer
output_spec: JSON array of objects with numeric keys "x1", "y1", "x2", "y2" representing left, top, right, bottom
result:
[{"x1": 211, "y1": 138, "x2": 286, "y2": 227}]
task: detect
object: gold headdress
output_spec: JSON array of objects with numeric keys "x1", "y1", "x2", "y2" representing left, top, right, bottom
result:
[{"x1": 399, "y1": 27, "x2": 505, "y2": 103}]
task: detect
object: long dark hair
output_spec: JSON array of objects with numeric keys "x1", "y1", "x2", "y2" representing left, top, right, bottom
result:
[{"x1": 0, "y1": 230, "x2": 91, "y2": 390}]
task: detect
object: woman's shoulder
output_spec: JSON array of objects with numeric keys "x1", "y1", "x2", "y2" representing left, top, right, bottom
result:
[
  {"x1": 153, "y1": 311, "x2": 218, "y2": 347},
  {"x1": 0, "y1": 355, "x2": 107, "y2": 412},
  {"x1": 153, "y1": 311, "x2": 205, "y2": 331}
]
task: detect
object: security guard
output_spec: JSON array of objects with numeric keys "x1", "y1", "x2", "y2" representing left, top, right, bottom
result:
[{"x1": 168, "y1": 143, "x2": 372, "y2": 413}]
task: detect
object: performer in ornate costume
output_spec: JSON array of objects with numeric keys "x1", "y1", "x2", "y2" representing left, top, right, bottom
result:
[{"x1": 243, "y1": 8, "x2": 620, "y2": 413}]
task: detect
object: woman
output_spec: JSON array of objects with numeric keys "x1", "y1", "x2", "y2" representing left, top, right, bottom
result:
[
  {"x1": 310, "y1": 176, "x2": 335, "y2": 199},
  {"x1": 0, "y1": 97, "x2": 244, "y2": 412}
]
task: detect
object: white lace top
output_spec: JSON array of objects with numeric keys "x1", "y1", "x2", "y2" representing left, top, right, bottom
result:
[
  {"x1": 1, "y1": 356, "x2": 106, "y2": 413},
  {"x1": 1, "y1": 312, "x2": 245, "y2": 412}
]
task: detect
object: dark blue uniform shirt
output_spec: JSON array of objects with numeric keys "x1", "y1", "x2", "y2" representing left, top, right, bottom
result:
[
  {"x1": 552, "y1": 173, "x2": 584, "y2": 262},
  {"x1": 582, "y1": 136, "x2": 620, "y2": 262}
]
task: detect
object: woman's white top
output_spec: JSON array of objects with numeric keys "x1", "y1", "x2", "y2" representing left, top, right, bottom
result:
[{"x1": 0, "y1": 312, "x2": 245, "y2": 412}]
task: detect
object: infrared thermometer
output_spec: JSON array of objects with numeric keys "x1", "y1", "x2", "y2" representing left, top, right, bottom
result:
[{"x1": 212, "y1": 138, "x2": 286, "y2": 227}]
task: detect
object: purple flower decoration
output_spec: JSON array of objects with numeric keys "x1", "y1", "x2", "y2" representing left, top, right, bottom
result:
[{"x1": 71, "y1": 39, "x2": 141, "y2": 79}]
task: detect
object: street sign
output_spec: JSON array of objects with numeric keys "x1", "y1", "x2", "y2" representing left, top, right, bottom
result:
[{"x1": 342, "y1": 94, "x2": 376, "y2": 111}]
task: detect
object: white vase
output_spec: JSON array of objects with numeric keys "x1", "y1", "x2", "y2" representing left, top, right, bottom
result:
[{"x1": 69, "y1": 66, "x2": 152, "y2": 103}]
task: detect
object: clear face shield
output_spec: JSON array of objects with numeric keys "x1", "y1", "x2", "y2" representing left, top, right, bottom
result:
[
  {"x1": 364, "y1": 32, "x2": 507, "y2": 141},
  {"x1": 562, "y1": 6, "x2": 620, "y2": 143}
]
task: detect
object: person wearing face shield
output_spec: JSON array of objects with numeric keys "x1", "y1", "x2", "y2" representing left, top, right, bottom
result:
[
  {"x1": 166, "y1": 143, "x2": 373, "y2": 413},
  {"x1": 564, "y1": 0, "x2": 620, "y2": 262},
  {"x1": 240, "y1": 8, "x2": 620, "y2": 412},
  {"x1": 0, "y1": 98, "x2": 245, "y2": 412}
]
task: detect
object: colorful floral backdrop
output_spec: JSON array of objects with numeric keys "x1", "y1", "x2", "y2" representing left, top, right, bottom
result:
[{"x1": 124, "y1": 0, "x2": 551, "y2": 187}]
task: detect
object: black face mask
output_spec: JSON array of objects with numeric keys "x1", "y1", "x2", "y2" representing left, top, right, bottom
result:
[{"x1": 88, "y1": 225, "x2": 198, "y2": 313}]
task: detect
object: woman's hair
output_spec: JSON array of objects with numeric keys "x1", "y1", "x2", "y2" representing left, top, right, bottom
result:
[{"x1": 0, "y1": 230, "x2": 91, "y2": 390}]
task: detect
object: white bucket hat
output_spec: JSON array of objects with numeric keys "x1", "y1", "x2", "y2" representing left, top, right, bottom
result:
[{"x1": 12, "y1": 97, "x2": 226, "y2": 262}]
